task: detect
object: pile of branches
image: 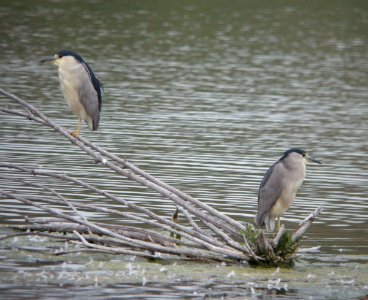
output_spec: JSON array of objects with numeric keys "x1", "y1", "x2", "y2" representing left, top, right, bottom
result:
[{"x1": 0, "y1": 88, "x2": 322, "y2": 266}]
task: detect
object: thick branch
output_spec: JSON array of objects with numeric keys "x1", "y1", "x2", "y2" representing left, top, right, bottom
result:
[{"x1": 0, "y1": 89, "x2": 246, "y2": 238}]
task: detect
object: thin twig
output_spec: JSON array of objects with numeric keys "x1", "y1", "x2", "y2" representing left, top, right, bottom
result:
[
  {"x1": 202, "y1": 219, "x2": 251, "y2": 255},
  {"x1": 179, "y1": 207, "x2": 212, "y2": 236}
]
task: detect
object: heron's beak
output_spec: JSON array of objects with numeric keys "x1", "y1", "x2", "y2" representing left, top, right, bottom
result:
[
  {"x1": 40, "y1": 55, "x2": 57, "y2": 64},
  {"x1": 306, "y1": 154, "x2": 322, "y2": 164}
]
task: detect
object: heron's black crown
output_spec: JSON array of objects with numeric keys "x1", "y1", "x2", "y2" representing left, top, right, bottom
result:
[
  {"x1": 280, "y1": 148, "x2": 306, "y2": 161},
  {"x1": 57, "y1": 50, "x2": 85, "y2": 64}
]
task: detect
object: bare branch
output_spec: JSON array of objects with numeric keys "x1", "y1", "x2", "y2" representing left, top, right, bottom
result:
[
  {"x1": 0, "y1": 88, "x2": 245, "y2": 238},
  {"x1": 0, "y1": 164, "x2": 233, "y2": 251},
  {"x1": 272, "y1": 224, "x2": 286, "y2": 248},
  {"x1": 0, "y1": 88, "x2": 324, "y2": 266},
  {"x1": 0, "y1": 190, "x2": 248, "y2": 260},
  {"x1": 292, "y1": 205, "x2": 323, "y2": 243}
]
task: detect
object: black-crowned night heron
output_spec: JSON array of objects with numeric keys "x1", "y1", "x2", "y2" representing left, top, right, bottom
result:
[
  {"x1": 255, "y1": 148, "x2": 321, "y2": 232},
  {"x1": 40, "y1": 50, "x2": 103, "y2": 138}
]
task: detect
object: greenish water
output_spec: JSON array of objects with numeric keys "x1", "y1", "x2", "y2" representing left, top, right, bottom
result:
[
  {"x1": 1, "y1": 231, "x2": 367, "y2": 299},
  {"x1": 0, "y1": 0, "x2": 367, "y2": 298}
]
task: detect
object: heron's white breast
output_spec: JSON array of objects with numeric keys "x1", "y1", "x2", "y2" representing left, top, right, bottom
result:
[
  {"x1": 270, "y1": 161, "x2": 306, "y2": 217},
  {"x1": 57, "y1": 57, "x2": 89, "y2": 119}
]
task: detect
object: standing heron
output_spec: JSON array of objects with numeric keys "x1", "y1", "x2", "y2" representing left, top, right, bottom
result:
[
  {"x1": 255, "y1": 148, "x2": 321, "y2": 231},
  {"x1": 41, "y1": 50, "x2": 103, "y2": 138}
]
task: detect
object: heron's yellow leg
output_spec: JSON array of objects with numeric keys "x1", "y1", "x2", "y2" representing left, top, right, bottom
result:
[
  {"x1": 71, "y1": 117, "x2": 81, "y2": 138},
  {"x1": 277, "y1": 216, "x2": 281, "y2": 231}
]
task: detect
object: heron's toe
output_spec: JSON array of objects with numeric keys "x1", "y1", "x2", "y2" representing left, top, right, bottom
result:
[{"x1": 70, "y1": 131, "x2": 80, "y2": 138}]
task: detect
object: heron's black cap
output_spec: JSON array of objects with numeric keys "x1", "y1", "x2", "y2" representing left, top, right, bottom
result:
[
  {"x1": 281, "y1": 148, "x2": 306, "y2": 159},
  {"x1": 280, "y1": 148, "x2": 321, "y2": 164},
  {"x1": 56, "y1": 50, "x2": 85, "y2": 63}
]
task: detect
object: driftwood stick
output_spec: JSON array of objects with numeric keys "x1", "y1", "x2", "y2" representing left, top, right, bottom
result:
[
  {"x1": 292, "y1": 205, "x2": 323, "y2": 243},
  {"x1": 0, "y1": 164, "x2": 205, "y2": 242},
  {"x1": 1, "y1": 111, "x2": 240, "y2": 239},
  {"x1": 79, "y1": 134, "x2": 247, "y2": 233},
  {"x1": 0, "y1": 88, "x2": 324, "y2": 265},
  {"x1": 0, "y1": 107, "x2": 47, "y2": 126},
  {"x1": 0, "y1": 89, "x2": 245, "y2": 238},
  {"x1": 0, "y1": 190, "x2": 148, "y2": 251},
  {"x1": 3, "y1": 189, "x2": 220, "y2": 251},
  {"x1": 0, "y1": 175, "x2": 90, "y2": 228},
  {"x1": 202, "y1": 219, "x2": 251, "y2": 254},
  {"x1": 72, "y1": 230, "x2": 158, "y2": 259},
  {"x1": 7, "y1": 223, "x2": 179, "y2": 248},
  {"x1": 179, "y1": 207, "x2": 208, "y2": 235},
  {"x1": 272, "y1": 224, "x2": 286, "y2": 248},
  {"x1": 0, "y1": 190, "x2": 249, "y2": 260},
  {"x1": 0, "y1": 229, "x2": 168, "y2": 253},
  {"x1": 0, "y1": 231, "x2": 70, "y2": 242},
  {"x1": 54, "y1": 248, "x2": 126, "y2": 256},
  {"x1": 257, "y1": 230, "x2": 274, "y2": 256},
  {"x1": 242, "y1": 234, "x2": 260, "y2": 261},
  {"x1": 0, "y1": 164, "x2": 232, "y2": 251}
]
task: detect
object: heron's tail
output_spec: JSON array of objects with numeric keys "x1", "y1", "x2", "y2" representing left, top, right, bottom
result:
[
  {"x1": 92, "y1": 112, "x2": 100, "y2": 131},
  {"x1": 254, "y1": 212, "x2": 264, "y2": 227},
  {"x1": 86, "y1": 112, "x2": 100, "y2": 131}
]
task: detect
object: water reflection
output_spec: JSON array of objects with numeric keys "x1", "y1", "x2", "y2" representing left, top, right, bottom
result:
[{"x1": 0, "y1": 0, "x2": 367, "y2": 261}]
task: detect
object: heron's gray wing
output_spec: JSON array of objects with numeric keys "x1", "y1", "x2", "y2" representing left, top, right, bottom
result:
[
  {"x1": 79, "y1": 63, "x2": 100, "y2": 130},
  {"x1": 83, "y1": 61, "x2": 102, "y2": 112},
  {"x1": 255, "y1": 161, "x2": 284, "y2": 226}
]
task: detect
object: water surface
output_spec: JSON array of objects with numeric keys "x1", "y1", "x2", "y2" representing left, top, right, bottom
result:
[{"x1": 0, "y1": 0, "x2": 367, "y2": 298}]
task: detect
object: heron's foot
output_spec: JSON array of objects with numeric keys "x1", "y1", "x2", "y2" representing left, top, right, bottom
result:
[{"x1": 70, "y1": 130, "x2": 80, "y2": 138}]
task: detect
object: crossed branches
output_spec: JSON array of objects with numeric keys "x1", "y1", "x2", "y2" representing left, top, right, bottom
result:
[{"x1": 0, "y1": 88, "x2": 322, "y2": 266}]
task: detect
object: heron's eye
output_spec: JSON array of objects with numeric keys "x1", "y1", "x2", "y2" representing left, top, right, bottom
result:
[{"x1": 302, "y1": 153, "x2": 306, "y2": 157}]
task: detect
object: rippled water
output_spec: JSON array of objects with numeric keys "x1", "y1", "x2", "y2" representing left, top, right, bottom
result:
[{"x1": 0, "y1": 1, "x2": 367, "y2": 298}]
